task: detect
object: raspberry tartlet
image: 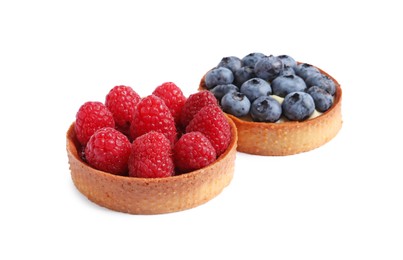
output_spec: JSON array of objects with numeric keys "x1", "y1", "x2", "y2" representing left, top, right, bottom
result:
[
  {"x1": 199, "y1": 54, "x2": 342, "y2": 156},
  {"x1": 66, "y1": 83, "x2": 238, "y2": 214}
]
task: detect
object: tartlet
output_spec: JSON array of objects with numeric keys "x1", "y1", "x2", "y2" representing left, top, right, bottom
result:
[
  {"x1": 199, "y1": 65, "x2": 342, "y2": 156},
  {"x1": 66, "y1": 116, "x2": 238, "y2": 214}
]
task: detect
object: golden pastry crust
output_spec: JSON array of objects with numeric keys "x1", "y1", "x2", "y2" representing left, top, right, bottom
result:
[
  {"x1": 66, "y1": 117, "x2": 238, "y2": 214},
  {"x1": 199, "y1": 65, "x2": 342, "y2": 156}
]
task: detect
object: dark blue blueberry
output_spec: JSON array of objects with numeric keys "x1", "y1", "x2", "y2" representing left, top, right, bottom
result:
[
  {"x1": 221, "y1": 92, "x2": 251, "y2": 117},
  {"x1": 210, "y1": 84, "x2": 239, "y2": 102},
  {"x1": 271, "y1": 74, "x2": 307, "y2": 97},
  {"x1": 217, "y1": 56, "x2": 243, "y2": 73},
  {"x1": 234, "y1": 66, "x2": 256, "y2": 87},
  {"x1": 241, "y1": 52, "x2": 266, "y2": 67},
  {"x1": 250, "y1": 96, "x2": 282, "y2": 122},
  {"x1": 204, "y1": 67, "x2": 234, "y2": 89},
  {"x1": 277, "y1": 55, "x2": 297, "y2": 69},
  {"x1": 306, "y1": 86, "x2": 334, "y2": 112},
  {"x1": 305, "y1": 73, "x2": 336, "y2": 95},
  {"x1": 279, "y1": 65, "x2": 296, "y2": 76},
  {"x1": 240, "y1": 78, "x2": 272, "y2": 102},
  {"x1": 295, "y1": 63, "x2": 321, "y2": 80},
  {"x1": 282, "y1": 92, "x2": 315, "y2": 121},
  {"x1": 254, "y1": 55, "x2": 283, "y2": 82}
]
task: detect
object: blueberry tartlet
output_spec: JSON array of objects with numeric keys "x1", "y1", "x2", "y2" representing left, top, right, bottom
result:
[{"x1": 199, "y1": 53, "x2": 342, "y2": 156}]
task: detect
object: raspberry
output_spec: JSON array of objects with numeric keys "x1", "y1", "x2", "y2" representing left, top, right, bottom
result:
[
  {"x1": 129, "y1": 95, "x2": 177, "y2": 144},
  {"x1": 173, "y1": 132, "x2": 216, "y2": 173},
  {"x1": 85, "y1": 127, "x2": 131, "y2": 175},
  {"x1": 152, "y1": 82, "x2": 186, "y2": 125},
  {"x1": 128, "y1": 131, "x2": 174, "y2": 178},
  {"x1": 180, "y1": 90, "x2": 218, "y2": 127},
  {"x1": 186, "y1": 104, "x2": 231, "y2": 157},
  {"x1": 105, "y1": 85, "x2": 141, "y2": 134},
  {"x1": 75, "y1": 101, "x2": 115, "y2": 146}
]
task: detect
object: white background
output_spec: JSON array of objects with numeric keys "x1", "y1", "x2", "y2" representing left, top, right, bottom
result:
[{"x1": 1, "y1": 0, "x2": 402, "y2": 259}]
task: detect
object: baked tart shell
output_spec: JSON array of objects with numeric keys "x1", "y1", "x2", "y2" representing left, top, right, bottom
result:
[
  {"x1": 199, "y1": 65, "x2": 342, "y2": 156},
  {"x1": 66, "y1": 117, "x2": 237, "y2": 214}
]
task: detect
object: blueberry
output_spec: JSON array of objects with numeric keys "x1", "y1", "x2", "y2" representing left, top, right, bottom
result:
[
  {"x1": 279, "y1": 65, "x2": 296, "y2": 76},
  {"x1": 204, "y1": 67, "x2": 234, "y2": 89},
  {"x1": 221, "y1": 92, "x2": 251, "y2": 117},
  {"x1": 217, "y1": 56, "x2": 243, "y2": 73},
  {"x1": 271, "y1": 74, "x2": 307, "y2": 97},
  {"x1": 241, "y1": 52, "x2": 266, "y2": 67},
  {"x1": 234, "y1": 66, "x2": 256, "y2": 87},
  {"x1": 240, "y1": 78, "x2": 272, "y2": 102},
  {"x1": 250, "y1": 96, "x2": 282, "y2": 122},
  {"x1": 295, "y1": 63, "x2": 321, "y2": 80},
  {"x1": 210, "y1": 84, "x2": 239, "y2": 101},
  {"x1": 277, "y1": 55, "x2": 297, "y2": 69},
  {"x1": 306, "y1": 86, "x2": 334, "y2": 112},
  {"x1": 282, "y1": 92, "x2": 315, "y2": 121},
  {"x1": 305, "y1": 73, "x2": 336, "y2": 95},
  {"x1": 254, "y1": 55, "x2": 283, "y2": 82}
]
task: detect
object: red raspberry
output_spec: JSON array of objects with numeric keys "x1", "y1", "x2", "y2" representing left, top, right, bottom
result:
[
  {"x1": 186, "y1": 104, "x2": 231, "y2": 157},
  {"x1": 85, "y1": 127, "x2": 131, "y2": 175},
  {"x1": 128, "y1": 131, "x2": 174, "y2": 178},
  {"x1": 152, "y1": 82, "x2": 186, "y2": 125},
  {"x1": 129, "y1": 95, "x2": 177, "y2": 144},
  {"x1": 173, "y1": 132, "x2": 217, "y2": 173},
  {"x1": 180, "y1": 90, "x2": 218, "y2": 127},
  {"x1": 75, "y1": 101, "x2": 115, "y2": 146},
  {"x1": 105, "y1": 85, "x2": 141, "y2": 134}
]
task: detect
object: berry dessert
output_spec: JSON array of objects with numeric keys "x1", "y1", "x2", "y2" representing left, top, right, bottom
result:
[
  {"x1": 66, "y1": 84, "x2": 237, "y2": 214},
  {"x1": 199, "y1": 52, "x2": 342, "y2": 155}
]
